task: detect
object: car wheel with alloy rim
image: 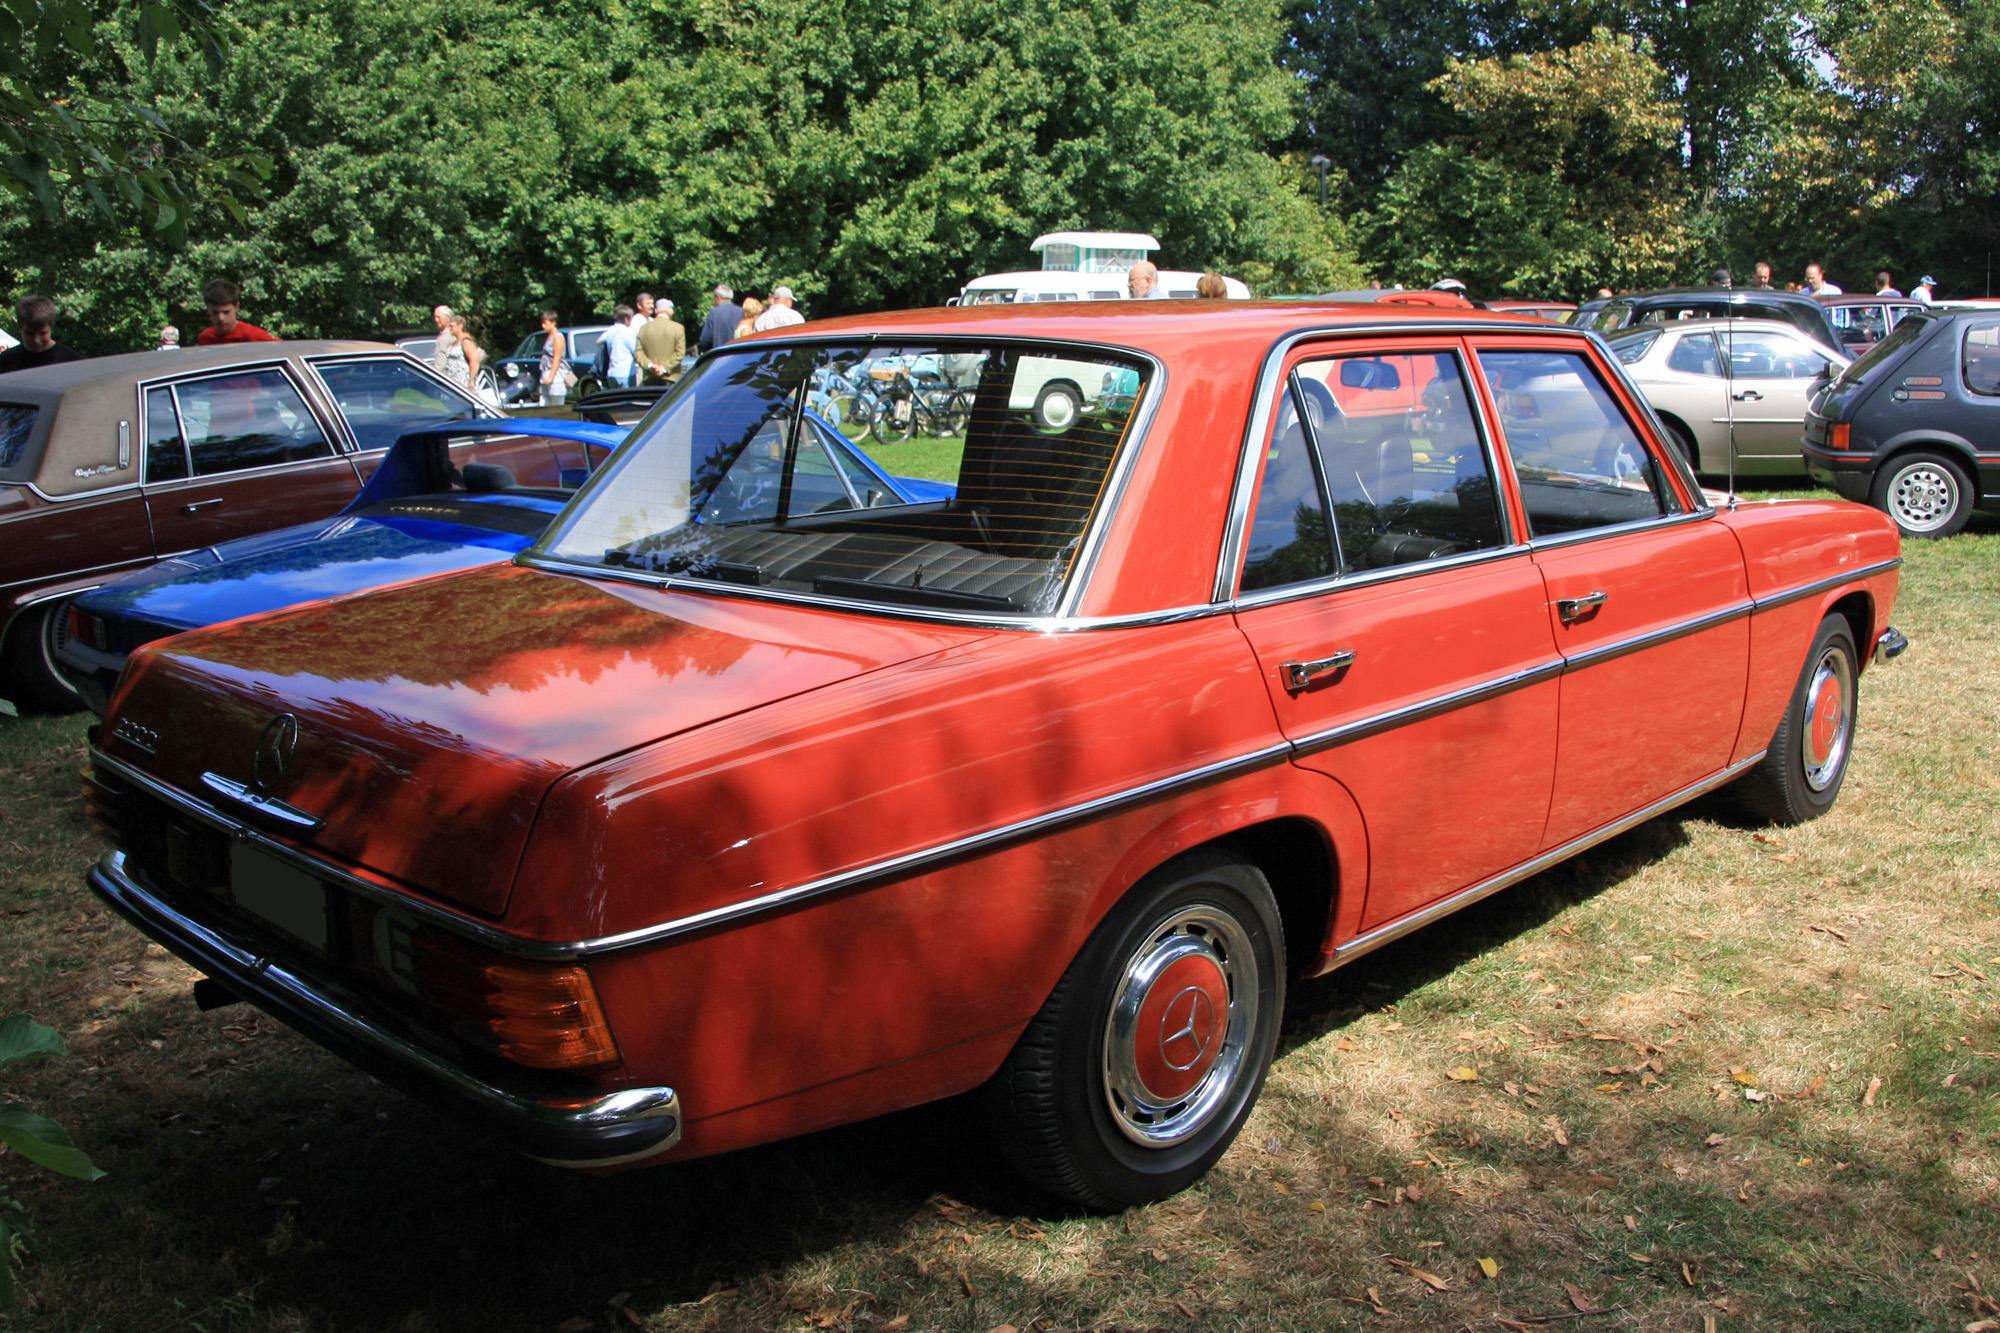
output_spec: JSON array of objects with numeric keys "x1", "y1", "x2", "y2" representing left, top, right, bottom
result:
[
  {"x1": 1732, "y1": 615, "x2": 1858, "y2": 824},
  {"x1": 982, "y1": 849, "x2": 1284, "y2": 1208},
  {"x1": 1871, "y1": 449, "x2": 1972, "y2": 538}
]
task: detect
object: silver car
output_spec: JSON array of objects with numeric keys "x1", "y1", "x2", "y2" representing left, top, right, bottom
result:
[{"x1": 1607, "y1": 318, "x2": 1849, "y2": 476}]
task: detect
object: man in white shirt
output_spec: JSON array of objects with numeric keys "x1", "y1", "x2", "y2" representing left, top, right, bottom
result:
[
  {"x1": 602, "y1": 304, "x2": 640, "y2": 388},
  {"x1": 1913, "y1": 274, "x2": 1938, "y2": 304},
  {"x1": 1804, "y1": 264, "x2": 1844, "y2": 296},
  {"x1": 752, "y1": 285, "x2": 807, "y2": 331}
]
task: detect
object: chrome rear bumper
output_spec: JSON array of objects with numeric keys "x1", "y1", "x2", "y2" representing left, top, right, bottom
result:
[
  {"x1": 87, "y1": 851, "x2": 681, "y2": 1168},
  {"x1": 1875, "y1": 626, "x2": 1910, "y2": 665}
]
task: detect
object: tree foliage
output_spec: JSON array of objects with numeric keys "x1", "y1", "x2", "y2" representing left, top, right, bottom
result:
[{"x1": 0, "y1": 0, "x2": 1358, "y2": 354}]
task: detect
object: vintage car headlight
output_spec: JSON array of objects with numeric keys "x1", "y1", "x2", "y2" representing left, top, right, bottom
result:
[{"x1": 501, "y1": 362, "x2": 519, "y2": 377}]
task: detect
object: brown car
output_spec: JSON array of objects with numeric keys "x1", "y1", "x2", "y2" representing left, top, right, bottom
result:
[{"x1": 0, "y1": 342, "x2": 595, "y2": 711}]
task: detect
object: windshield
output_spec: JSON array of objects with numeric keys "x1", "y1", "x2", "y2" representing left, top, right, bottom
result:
[
  {"x1": 534, "y1": 340, "x2": 1152, "y2": 615},
  {"x1": 1837, "y1": 314, "x2": 1931, "y2": 387}
]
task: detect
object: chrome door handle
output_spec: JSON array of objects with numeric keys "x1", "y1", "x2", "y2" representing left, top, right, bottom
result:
[
  {"x1": 1557, "y1": 590, "x2": 1608, "y2": 623},
  {"x1": 1732, "y1": 390, "x2": 1764, "y2": 401},
  {"x1": 178, "y1": 498, "x2": 223, "y2": 514},
  {"x1": 1283, "y1": 649, "x2": 1355, "y2": 691}
]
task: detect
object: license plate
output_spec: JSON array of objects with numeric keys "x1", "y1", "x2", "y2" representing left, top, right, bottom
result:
[{"x1": 230, "y1": 845, "x2": 329, "y2": 952}]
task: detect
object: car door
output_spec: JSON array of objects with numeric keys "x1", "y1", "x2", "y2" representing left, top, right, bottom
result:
[
  {"x1": 140, "y1": 365, "x2": 365, "y2": 555},
  {"x1": 1470, "y1": 341, "x2": 1750, "y2": 851},
  {"x1": 1717, "y1": 326, "x2": 1841, "y2": 467},
  {"x1": 1629, "y1": 328, "x2": 1727, "y2": 471},
  {"x1": 307, "y1": 356, "x2": 584, "y2": 487},
  {"x1": 1231, "y1": 341, "x2": 1560, "y2": 933}
]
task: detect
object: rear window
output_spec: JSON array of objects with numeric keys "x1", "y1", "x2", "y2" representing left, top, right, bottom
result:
[
  {"x1": 1607, "y1": 329, "x2": 1659, "y2": 364},
  {"x1": 1837, "y1": 315, "x2": 1931, "y2": 388},
  {"x1": 0, "y1": 404, "x2": 38, "y2": 470},
  {"x1": 535, "y1": 340, "x2": 1152, "y2": 616}
]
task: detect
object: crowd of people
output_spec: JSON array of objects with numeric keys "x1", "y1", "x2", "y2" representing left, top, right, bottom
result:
[{"x1": 0, "y1": 259, "x2": 1967, "y2": 385}]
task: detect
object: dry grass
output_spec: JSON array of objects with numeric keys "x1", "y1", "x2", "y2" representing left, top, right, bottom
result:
[{"x1": 1, "y1": 493, "x2": 1995, "y2": 1332}]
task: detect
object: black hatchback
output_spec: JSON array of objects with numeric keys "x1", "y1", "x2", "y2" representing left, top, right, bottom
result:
[
  {"x1": 1571, "y1": 288, "x2": 1842, "y2": 352},
  {"x1": 1801, "y1": 309, "x2": 2000, "y2": 537}
]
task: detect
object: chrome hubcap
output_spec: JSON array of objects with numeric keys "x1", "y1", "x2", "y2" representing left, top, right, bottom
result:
[
  {"x1": 1102, "y1": 906, "x2": 1256, "y2": 1147},
  {"x1": 1887, "y1": 463, "x2": 1959, "y2": 533},
  {"x1": 1801, "y1": 647, "x2": 1854, "y2": 792}
]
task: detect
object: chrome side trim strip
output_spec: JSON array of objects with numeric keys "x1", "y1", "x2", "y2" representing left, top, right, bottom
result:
[
  {"x1": 573, "y1": 739, "x2": 1297, "y2": 954},
  {"x1": 1524, "y1": 507, "x2": 1713, "y2": 551},
  {"x1": 87, "y1": 851, "x2": 682, "y2": 1167},
  {"x1": 1327, "y1": 751, "x2": 1766, "y2": 969},
  {"x1": 1561, "y1": 600, "x2": 1753, "y2": 672},
  {"x1": 1230, "y1": 542, "x2": 1534, "y2": 613},
  {"x1": 1288, "y1": 658, "x2": 1566, "y2": 755},
  {"x1": 1748, "y1": 558, "x2": 1902, "y2": 613},
  {"x1": 94, "y1": 739, "x2": 1295, "y2": 960}
]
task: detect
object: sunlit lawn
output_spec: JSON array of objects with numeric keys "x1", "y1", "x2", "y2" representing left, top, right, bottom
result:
[{"x1": 0, "y1": 489, "x2": 1994, "y2": 1331}]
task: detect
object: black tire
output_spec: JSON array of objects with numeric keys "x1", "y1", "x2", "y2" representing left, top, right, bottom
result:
[
  {"x1": 1733, "y1": 615, "x2": 1859, "y2": 825},
  {"x1": 1871, "y1": 450, "x2": 1973, "y2": 538},
  {"x1": 1032, "y1": 381, "x2": 1083, "y2": 432},
  {"x1": 1, "y1": 599, "x2": 86, "y2": 714},
  {"x1": 982, "y1": 849, "x2": 1285, "y2": 1209},
  {"x1": 1663, "y1": 420, "x2": 1701, "y2": 474}
]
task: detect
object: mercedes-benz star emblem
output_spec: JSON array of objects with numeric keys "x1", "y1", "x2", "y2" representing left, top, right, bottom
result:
[
  {"x1": 250, "y1": 713, "x2": 300, "y2": 794},
  {"x1": 1158, "y1": 986, "x2": 1217, "y2": 1072}
]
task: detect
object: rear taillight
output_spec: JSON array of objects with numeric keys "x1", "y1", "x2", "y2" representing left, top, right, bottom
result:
[
  {"x1": 1829, "y1": 422, "x2": 1852, "y2": 450},
  {"x1": 412, "y1": 931, "x2": 622, "y2": 1071},
  {"x1": 68, "y1": 606, "x2": 108, "y2": 651}
]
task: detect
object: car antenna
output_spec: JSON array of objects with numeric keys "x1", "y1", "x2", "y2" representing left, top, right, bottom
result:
[{"x1": 1724, "y1": 318, "x2": 1739, "y2": 509}]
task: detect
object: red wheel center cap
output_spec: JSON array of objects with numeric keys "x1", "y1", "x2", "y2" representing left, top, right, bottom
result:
[
  {"x1": 1131, "y1": 954, "x2": 1229, "y2": 1102},
  {"x1": 1810, "y1": 677, "x2": 1841, "y2": 755}
]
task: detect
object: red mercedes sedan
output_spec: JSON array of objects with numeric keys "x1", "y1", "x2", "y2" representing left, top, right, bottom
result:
[{"x1": 83, "y1": 302, "x2": 1905, "y2": 1208}]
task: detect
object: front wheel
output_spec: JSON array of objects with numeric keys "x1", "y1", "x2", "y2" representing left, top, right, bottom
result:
[
  {"x1": 1, "y1": 598, "x2": 86, "y2": 714},
  {"x1": 982, "y1": 850, "x2": 1284, "y2": 1209},
  {"x1": 870, "y1": 398, "x2": 916, "y2": 444},
  {"x1": 1033, "y1": 381, "x2": 1083, "y2": 432},
  {"x1": 1732, "y1": 615, "x2": 1858, "y2": 824},
  {"x1": 1871, "y1": 450, "x2": 1972, "y2": 538}
]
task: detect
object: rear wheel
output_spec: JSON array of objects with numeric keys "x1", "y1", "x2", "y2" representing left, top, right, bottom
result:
[
  {"x1": 1664, "y1": 420, "x2": 1701, "y2": 474},
  {"x1": 1033, "y1": 381, "x2": 1083, "y2": 432},
  {"x1": 1872, "y1": 450, "x2": 1972, "y2": 538},
  {"x1": 1733, "y1": 615, "x2": 1858, "y2": 824},
  {"x1": 1, "y1": 599, "x2": 86, "y2": 714},
  {"x1": 982, "y1": 850, "x2": 1284, "y2": 1209}
]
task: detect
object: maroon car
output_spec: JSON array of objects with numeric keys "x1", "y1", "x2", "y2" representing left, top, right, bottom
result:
[{"x1": 0, "y1": 342, "x2": 596, "y2": 711}]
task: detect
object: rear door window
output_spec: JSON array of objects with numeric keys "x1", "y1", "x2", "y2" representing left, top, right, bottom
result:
[
  {"x1": 1666, "y1": 332, "x2": 1722, "y2": 376},
  {"x1": 171, "y1": 370, "x2": 334, "y2": 477},
  {"x1": 143, "y1": 387, "x2": 188, "y2": 481},
  {"x1": 1477, "y1": 349, "x2": 1681, "y2": 537}
]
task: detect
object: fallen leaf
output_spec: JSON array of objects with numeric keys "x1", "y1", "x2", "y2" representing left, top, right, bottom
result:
[
  {"x1": 1704, "y1": 1314, "x2": 1718, "y2": 1333},
  {"x1": 1752, "y1": 832, "x2": 1778, "y2": 844},
  {"x1": 1565, "y1": 1280, "x2": 1593, "y2": 1311},
  {"x1": 1408, "y1": 1267, "x2": 1453, "y2": 1292},
  {"x1": 1596, "y1": 1081, "x2": 1625, "y2": 1092},
  {"x1": 1738, "y1": 1181, "x2": 1752, "y2": 1203},
  {"x1": 958, "y1": 1271, "x2": 976, "y2": 1298},
  {"x1": 881, "y1": 1317, "x2": 911, "y2": 1332},
  {"x1": 1148, "y1": 1248, "x2": 1170, "y2": 1263},
  {"x1": 1543, "y1": 1115, "x2": 1570, "y2": 1146},
  {"x1": 1683, "y1": 1262, "x2": 1699, "y2": 1287},
  {"x1": 1624, "y1": 1214, "x2": 1639, "y2": 1232},
  {"x1": 1335, "y1": 1038, "x2": 1356, "y2": 1051},
  {"x1": 1629, "y1": 1252, "x2": 1652, "y2": 1264},
  {"x1": 1478, "y1": 1257, "x2": 1499, "y2": 1279},
  {"x1": 1310, "y1": 1199, "x2": 1326, "y2": 1213},
  {"x1": 1367, "y1": 1286, "x2": 1388, "y2": 1314},
  {"x1": 1864, "y1": 1076, "x2": 1883, "y2": 1107},
  {"x1": 1773, "y1": 852, "x2": 1800, "y2": 863},
  {"x1": 1405, "y1": 1182, "x2": 1423, "y2": 1202},
  {"x1": 1272, "y1": 1180, "x2": 1292, "y2": 1195},
  {"x1": 1811, "y1": 924, "x2": 1850, "y2": 941},
  {"x1": 989, "y1": 1326, "x2": 1019, "y2": 1333},
  {"x1": 1631, "y1": 954, "x2": 1656, "y2": 964},
  {"x1": 1552, "y1": 925, "x2": 1576, "y2": 937},
  {"x1": 1731, "y1": 1069, "x2": 1760, "y2": 1086},
  {"x1": 1448, "y1": 1067, "x2": 1479, "y2": 1082}
]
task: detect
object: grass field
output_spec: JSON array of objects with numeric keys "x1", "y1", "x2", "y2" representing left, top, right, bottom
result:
[{"x1": 0, "y1": 494, "x2": 1993, "y2": 1332}]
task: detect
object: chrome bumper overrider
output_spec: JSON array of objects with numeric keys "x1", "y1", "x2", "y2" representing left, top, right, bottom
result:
[
  {"x1": 87, "y1": 851, "x2": 681, "y2": 1168},
  {"x1": 1875, "y1": 626, "x2": 1909, "y2": 665}
]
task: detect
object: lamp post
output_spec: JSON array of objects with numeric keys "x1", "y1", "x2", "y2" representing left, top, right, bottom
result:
[{"x1": 1309, "y1": 155, "x2": 1330, "y2": 215}]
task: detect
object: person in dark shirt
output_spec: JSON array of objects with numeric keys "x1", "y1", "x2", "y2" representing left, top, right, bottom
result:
[
  {"x1": 196, "y1": 278, "x2": 279, "y2": 345},
  {"x1": 698, "y1": 283, "x2": 743, "y2": 354},
  {"x1": 0, "y1": 295, "x2": 85, "y2": 373}
]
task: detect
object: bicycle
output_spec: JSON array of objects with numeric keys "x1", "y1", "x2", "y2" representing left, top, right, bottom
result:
[{"x1": 869, "y1": 370, "x2": 972, "y2": 443}]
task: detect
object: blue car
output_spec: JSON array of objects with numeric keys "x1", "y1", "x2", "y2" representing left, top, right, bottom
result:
[{"x1": 58, "y1": 412, "x2": 951, "y2": 714}]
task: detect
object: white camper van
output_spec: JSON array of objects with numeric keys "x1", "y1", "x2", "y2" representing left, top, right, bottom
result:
[{"x1": 957, "y1": 232, "x2": 1251, "y2": 304}]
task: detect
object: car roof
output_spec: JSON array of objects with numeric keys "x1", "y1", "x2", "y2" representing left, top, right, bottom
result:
[
  {"x1": 745, "y1": 299, "x2": 1580, "y2": 347},
  {"x1": 0, "y1": 340, "x2": 400, "y2": 394}
]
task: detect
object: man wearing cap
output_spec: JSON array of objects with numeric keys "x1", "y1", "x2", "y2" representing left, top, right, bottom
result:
[
  {"x1": 1709, "y1": 269, "x2": 1733, "y2": 288},
  {"x1": 638, "y1": 296, "x2": 685, "y2": 383},
  {"x1": 752, "y1": 285, "x2": 806, "y2": 332},
  {"x1": 1913, "y1": 274, "x2": 1939, "y2": 305},
  {"x1": 698, "y1": 284, "x2": 743, "y2": 354}
]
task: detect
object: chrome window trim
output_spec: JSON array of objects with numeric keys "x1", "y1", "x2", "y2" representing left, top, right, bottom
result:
[
  {"x1": 1524, "y1": 506, "x2": 1715, "y2": 552},
  {"x1": 1230, "y1": 541, "x2": 1534, "y2": 613},
  {"x1": 517, "y1": 333, "x2": 1167, "y2": 627},
  {"x1": 139, "y1": 361, "x2": 344, "y2": 480},
  {"x1": 1214, "y1": 321, "x2": 1597, "y2": 604},
  {"x1": 1326, "y1": 750, "x2": 1767, "y2": 969}
]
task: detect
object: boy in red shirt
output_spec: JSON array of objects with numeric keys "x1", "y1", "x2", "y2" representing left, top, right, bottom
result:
[{"x1": 196, "y1": 278, "x2": 278, "y2": 345}]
